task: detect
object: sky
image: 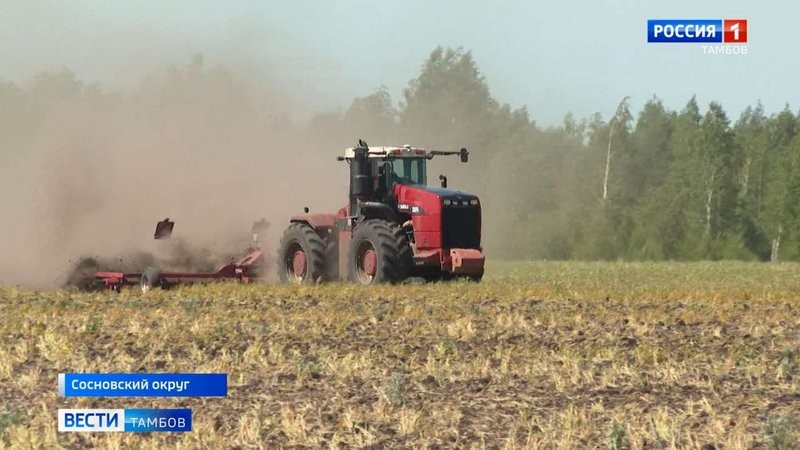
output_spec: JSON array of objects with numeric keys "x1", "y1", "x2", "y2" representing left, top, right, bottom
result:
[{"x1": 0, "y1": 0, "x2": 797, "y2": 125}]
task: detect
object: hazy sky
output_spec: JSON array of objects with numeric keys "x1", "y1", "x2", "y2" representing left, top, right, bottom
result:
[{"x1": 1, "y1": 0, "x2": 796, "y2": 125}]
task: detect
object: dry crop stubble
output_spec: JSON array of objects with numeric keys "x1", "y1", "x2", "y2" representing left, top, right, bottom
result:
[{"x1": 0, "y1": 261, "x2": 798, "y2": 448}]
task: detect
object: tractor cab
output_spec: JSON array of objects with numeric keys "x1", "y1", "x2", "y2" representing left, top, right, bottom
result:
[
  {"x1": 379, "y1": 151, "x2": 427, "y2": 190},
  {"x1": 342, "y1": 145, "x2": 429, "y2": 204}
]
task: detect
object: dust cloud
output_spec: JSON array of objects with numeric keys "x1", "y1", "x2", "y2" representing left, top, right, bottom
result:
[{"x1": 0, "y1": 59, "x2": 352, "y2": 287}]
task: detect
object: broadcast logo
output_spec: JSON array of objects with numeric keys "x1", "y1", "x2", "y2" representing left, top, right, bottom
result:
[
  {"x1": 58, "y1": 409, "x2": 192, "y2": 432},
  {"x1": 647, "y1": 19, "x2": 748, "y2": 55}
]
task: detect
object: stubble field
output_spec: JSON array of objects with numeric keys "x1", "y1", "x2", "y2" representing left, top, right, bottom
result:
[{"x1": 1, "y1": 261, "x2": 799, "y2": 449}]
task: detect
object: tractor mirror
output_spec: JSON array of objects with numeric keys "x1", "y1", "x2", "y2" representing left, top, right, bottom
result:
[{"x1": 460, "y1": 148, "x2": 469, "y2": 163}]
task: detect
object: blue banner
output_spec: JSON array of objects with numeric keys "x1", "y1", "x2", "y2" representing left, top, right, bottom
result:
[
  {"x1": 58, "y1": 373, "x2": 227, "y2": 397},
  {"x1": 647, "y1": 19, "x2": 723, "y2": 43},
  {"x1": 58, "y1": 408, "x2": 192, "y2": 432}
]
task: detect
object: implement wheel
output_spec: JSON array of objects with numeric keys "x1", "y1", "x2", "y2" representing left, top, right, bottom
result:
[{"x1": 140, "y1": 267, "x2": 161, "y2": 293}]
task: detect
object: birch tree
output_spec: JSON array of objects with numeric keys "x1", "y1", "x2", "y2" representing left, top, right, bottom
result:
[
  {"x1": 602, "y1": 96, "x2": 631, "y2": 201},
  {"x1": 732, "y1": 104, "x2": 770, "y2": 258},
  {"x1": 761, "y1": 108, "x2": 798, "y2": 261}
]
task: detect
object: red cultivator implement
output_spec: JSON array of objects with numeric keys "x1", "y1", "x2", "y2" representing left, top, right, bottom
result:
[{"x1": 83, "y1": 218, "x2": 267, "y2": 292}]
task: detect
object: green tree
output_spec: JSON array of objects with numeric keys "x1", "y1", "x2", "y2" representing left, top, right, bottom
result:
[
  {"x1": 761, "y1": 108, "x2": 799, "y2": 261},
  {"x1": 641, "y1": 97, "x2": 704, "y2": 259},
  {"x1": 400, "y1": 46, "x2": 497, "y2": 153},
  {"x1": 571, "y1": 102, "x2": 633, "y2": 260},
  {"x1": 343, "y1": 86, "x2": 397, "y2": 143},
  {"x1": 733, "y1": 103, "x2": 771, "y2": 258},
  {"x1": 698, "y1": 103, "x2": 738, "y2": 245},
  {"x1": 625, "y1": 97, "x2": 676, "y2": 258}
]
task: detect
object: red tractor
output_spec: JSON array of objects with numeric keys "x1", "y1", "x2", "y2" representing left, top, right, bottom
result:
[{"x1": 277, "y1": 140, "x2": 485, "y2": 284}]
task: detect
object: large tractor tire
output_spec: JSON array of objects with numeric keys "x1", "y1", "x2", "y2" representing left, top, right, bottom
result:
[
  {"x1": 278, "y1": 222, "x2": 327, "y2": 284},
  {"x1": 348, "y1": 219, "x2": 412, "y2": 285}
]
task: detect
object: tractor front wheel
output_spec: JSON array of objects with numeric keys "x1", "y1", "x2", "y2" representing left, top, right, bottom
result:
[
  {"x1": 278, "y1": 222, "x2": 327, "y2": 284},
  {"x1": 348, "y1": 219, "x2": 411, "y2": 285}
]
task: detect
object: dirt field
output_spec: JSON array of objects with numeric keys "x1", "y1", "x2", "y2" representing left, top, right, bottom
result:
[{"x1": 1, "y1": 261, "x2": 798, "y2": 449}]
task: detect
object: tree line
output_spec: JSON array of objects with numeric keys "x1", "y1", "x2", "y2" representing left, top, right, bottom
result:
[
  {"x1": 2, "y1": 47, "x2": 799, "y2": 261},
  {"x1": 314, "y1": 47, "x2": 800, "y2": 261}
]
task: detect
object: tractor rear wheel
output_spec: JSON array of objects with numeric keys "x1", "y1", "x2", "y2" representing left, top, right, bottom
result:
[
  {"x1": 348, "y1": 219, "x2": 411, "y2": 285},
  {"x1": 278, "y1": 222, "x2": 326, "y2": 284}
]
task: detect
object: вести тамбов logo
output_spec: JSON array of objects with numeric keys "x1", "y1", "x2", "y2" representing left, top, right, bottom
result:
[{"x1": 647, "y1": 19, "x2": 748, "y2": 55}]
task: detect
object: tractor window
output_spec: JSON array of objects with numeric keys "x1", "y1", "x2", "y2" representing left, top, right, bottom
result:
[{"x1": 387, "y1": 158, "x2": 427, "y2": 186}]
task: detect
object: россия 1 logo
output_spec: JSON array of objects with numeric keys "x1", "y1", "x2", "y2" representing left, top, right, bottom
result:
[{"x1": 647, "y1": 19, "x2": 747, "y2": 55}]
